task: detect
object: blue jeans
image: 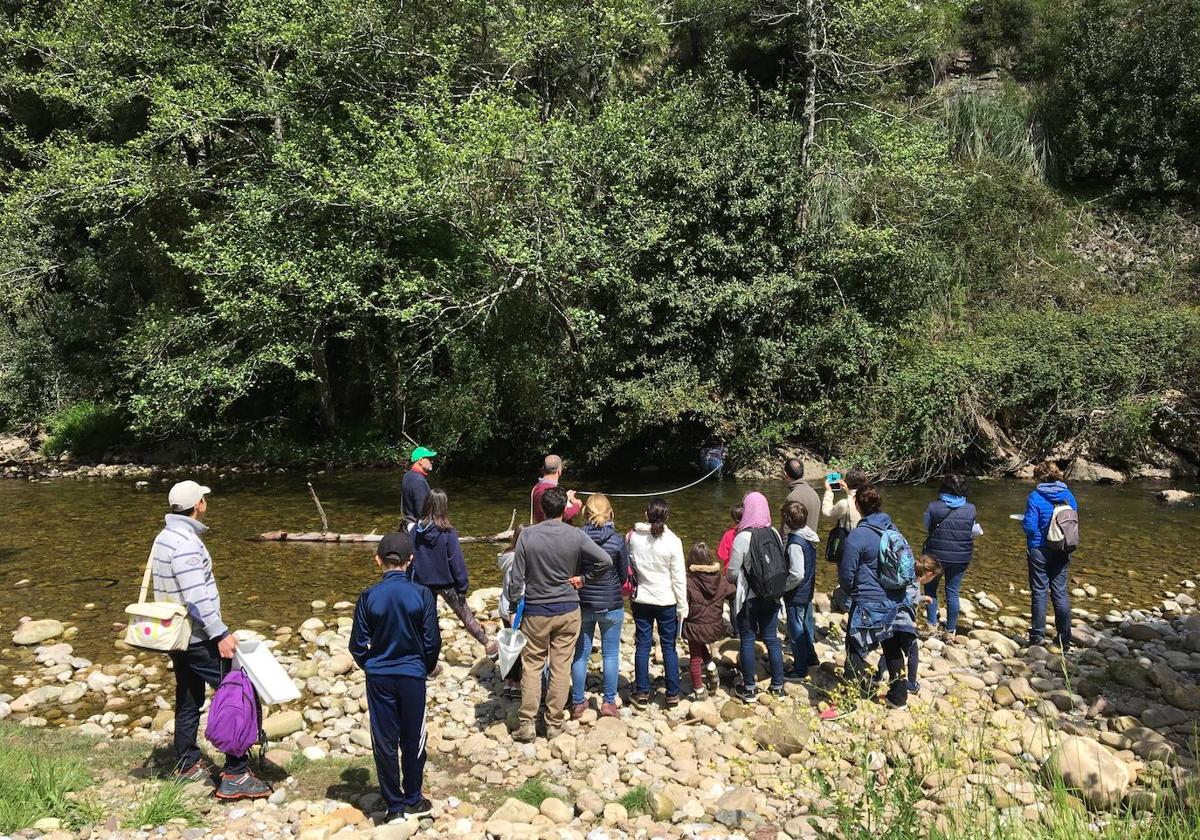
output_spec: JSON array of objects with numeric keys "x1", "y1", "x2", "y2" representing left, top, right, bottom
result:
[
  {"x1": 1028, "y1": 547, "x2": 1072, "y2": 648},
  {"x1": 737, "y1": 598, "x2": 784, "y2": 691},
  {"x1": 571, "y1": 606, "x2": 624, "y2": 704},
  {"x1": 785, "y1": 599, "x2": 818, "y2": 676},
  {"x1": 924, "y1": 562, "x2": 970, "y2": 633},
  {"x1": 633, "y1": 602, "x2": 680, "y2": 697}
]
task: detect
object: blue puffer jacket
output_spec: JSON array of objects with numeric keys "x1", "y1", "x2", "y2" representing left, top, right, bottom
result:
[
  {"x1": 838, "y1": 512, "x2": 910, "y2": 607},
  {"x1": 578, "y1": 523, "x2": 628, "y2": 612},
  {"x1": 1022, "y1": 482, "x2": 1078, "y2": 549}
]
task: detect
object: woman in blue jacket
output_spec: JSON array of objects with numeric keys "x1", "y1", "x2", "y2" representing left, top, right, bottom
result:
[
  {"x1": 412, "y1": 490, "x2": 498, "y2": 657},
  {"x1": 569, "y1": 493, "x2": 628, "y2": 719},
  {"x1": 1022, "y1": 461, "x2": 1078, "y2": 650},
  {"x1": 922, "y1": 474, "x2": 983, "y2": 637},
  {"x1": 836, "y1": 485, "x2": 918, "y2": 710}
]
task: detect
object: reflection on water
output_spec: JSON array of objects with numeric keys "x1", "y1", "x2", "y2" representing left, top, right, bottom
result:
[{"x1": 1, "y1": 470, "x2": 1197, "y2": 661}]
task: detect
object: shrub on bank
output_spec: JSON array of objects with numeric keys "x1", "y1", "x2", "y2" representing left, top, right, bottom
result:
[{"x1": 42, "y1": 402, "x2": 127, "y2": 460}]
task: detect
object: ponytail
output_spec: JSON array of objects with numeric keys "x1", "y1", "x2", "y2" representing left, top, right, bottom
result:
[{"x1": 646, "y1": 497, "x2": 669, "y2": 538}]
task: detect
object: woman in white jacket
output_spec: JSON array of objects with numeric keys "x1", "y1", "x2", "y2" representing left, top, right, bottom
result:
[{"x1": 628, "y1": 497, "x2": 688, "y2": 709}]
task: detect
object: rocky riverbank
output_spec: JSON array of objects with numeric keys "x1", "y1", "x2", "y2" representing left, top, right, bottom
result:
[{"x1": 2, "y1": 574, "x2": 1200, "y2": 839}]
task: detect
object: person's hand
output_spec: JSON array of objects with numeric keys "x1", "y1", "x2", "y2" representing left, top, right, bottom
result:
[
  {"x1": 217, "y1": 634, "x2": 239, "y2": 659},
  {"x1": 566, "y1": 490, "x2": 579, "y2": 505},
  {"x1": 920, "y1": 595, "x2": 933, "y2": 606},
  {"x1": 568, "y1": 576, "x2": 583, "y2": 589}
]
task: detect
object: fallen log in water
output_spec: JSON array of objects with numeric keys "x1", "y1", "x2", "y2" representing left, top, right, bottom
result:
[
  {"x1": 254, "y1": 509, "x2": 517, "y2": 545},
  {"x1": 254, "y1": 529, "x2": 515, "y2": 544}
]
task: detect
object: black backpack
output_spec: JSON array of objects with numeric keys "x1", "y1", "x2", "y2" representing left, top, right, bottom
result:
[
  {"x1": 742, "y1": 527, "x2": 788, "y2": 600},
  {"x1": 825, "y1": 521, "x2": 849, "y2": 565}
]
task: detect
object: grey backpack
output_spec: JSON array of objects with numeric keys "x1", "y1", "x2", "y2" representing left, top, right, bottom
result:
[{"x1": 1045, "y1": 505, "x2": 1079, "y2": 553}]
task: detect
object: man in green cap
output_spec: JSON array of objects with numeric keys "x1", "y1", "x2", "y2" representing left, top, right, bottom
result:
[{"x1": 402, "y1": 446, "x2": 437, "y2": 527}]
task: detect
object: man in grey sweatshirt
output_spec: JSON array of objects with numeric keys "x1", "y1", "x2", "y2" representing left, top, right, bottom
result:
[{"x1": 506, "y1": 485, "x2": 611, "y2": 740}]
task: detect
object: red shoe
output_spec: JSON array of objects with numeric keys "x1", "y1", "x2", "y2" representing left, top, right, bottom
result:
[
  {"x1": 819, "y1": 706, "x2": 842, "y2": 721},
  {"x1": 570, "y1": 701, "x2": 588, "y2": 720},
  {"x1": 599, "y1": 702, "x2": 620, "y2": 718}
]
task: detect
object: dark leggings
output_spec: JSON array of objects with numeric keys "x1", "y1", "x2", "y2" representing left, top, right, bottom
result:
[{"x1": 849, "y1": 631, "x2": 917, "y2": 707}]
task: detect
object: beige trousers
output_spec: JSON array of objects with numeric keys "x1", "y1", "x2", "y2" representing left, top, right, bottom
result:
[{"x1": 519, "y1": 610, "x2": 582, "y2": 727}]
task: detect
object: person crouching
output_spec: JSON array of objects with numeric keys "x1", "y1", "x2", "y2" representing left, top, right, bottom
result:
[{"x1": 350, "y1": 531, "x2": 441, "y2": 823}]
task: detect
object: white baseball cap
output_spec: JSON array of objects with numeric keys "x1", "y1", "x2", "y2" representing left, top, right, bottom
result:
[{"x1": 168, "y1": 480, "x2": 211, "y2": 512}]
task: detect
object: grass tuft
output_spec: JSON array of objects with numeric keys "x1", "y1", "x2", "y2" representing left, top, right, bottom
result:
[
  {"x1": 617, "y1": 785, "x2": 651, "y2": 815},
  {"x1": 123, "y1": 782, "x2": 203, "y2": 828},
  {"x1": 513, "y1": 776, "x2": 554, "y2": 808}
]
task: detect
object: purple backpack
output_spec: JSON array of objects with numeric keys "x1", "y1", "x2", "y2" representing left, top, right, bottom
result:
[{"x1": 205, "y1": 670, "x2": 261, "y2": 757}]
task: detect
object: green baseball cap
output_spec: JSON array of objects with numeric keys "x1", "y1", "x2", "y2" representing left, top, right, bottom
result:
[{"x1": 410, "y1": 446, "x2": 437, "y2": 463}]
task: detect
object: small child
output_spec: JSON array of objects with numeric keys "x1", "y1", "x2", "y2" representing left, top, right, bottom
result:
[
  {"x1": 682, "y1": 543, "x2": 734, "y2": 698},
  {"x1": 716, "y1": 504, "x2": 743, "y2": 569},
  {"x1": 875, "y1": 554, "x2": 943, "y2": 695},
  {"x1": 495, "y1": 525, "x2": 524, "y2": 697}
]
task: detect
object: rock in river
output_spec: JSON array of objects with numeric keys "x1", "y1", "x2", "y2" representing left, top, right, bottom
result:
[
  {"x1": 1046, "y1": 736, "x2": 1130, "y2": 810},
  {"x1": 13, "y1": 619, "x2": 65, "y2": 645}
]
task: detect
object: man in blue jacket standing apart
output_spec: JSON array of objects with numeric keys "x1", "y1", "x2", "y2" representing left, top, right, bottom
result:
[
  {"x1": 1022, "y1": 461, "x2": 1079, "y2": 651},
  {"x1": 351, "y1": 531, "x2": 441, "y2": 822}
]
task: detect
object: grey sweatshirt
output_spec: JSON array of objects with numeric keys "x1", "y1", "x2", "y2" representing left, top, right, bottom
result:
[{"x1": 506, "y1": 519, "x2": 612, "y2": 609}]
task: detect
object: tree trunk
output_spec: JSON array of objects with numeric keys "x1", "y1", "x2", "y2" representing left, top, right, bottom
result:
[
  {"x1": 798, "y1": 0, "x2": 819, "y2": 230},
  {"x1": 311, "y1": 326, "x2": 337, "y2": 431}
]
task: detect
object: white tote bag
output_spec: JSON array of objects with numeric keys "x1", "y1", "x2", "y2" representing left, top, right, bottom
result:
[{"x1": 124, "y1": 550, "x2": 192, "y2": 652}]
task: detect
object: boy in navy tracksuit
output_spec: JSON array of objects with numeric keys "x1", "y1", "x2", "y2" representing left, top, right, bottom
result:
[{"x1": 350, "y1": 531, "x2": 441, "y2": 823}]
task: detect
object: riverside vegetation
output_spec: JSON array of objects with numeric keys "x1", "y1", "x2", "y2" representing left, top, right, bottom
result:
[
  {"x1": 2, "y1": 0, "x2": 1200, "y2": 478},
  {"x1": 2, "y1": 573, "x2": 1200, "y2": 839}
]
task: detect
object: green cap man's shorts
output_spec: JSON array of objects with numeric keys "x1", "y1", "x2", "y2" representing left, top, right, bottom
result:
[{"x1": 410, "y1": 446, "x2": 437, "y2": 464}]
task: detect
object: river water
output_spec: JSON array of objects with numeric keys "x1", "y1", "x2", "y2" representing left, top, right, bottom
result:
[{"x1": 1, "y1": 471, "x2": 1198, "y2": 664}]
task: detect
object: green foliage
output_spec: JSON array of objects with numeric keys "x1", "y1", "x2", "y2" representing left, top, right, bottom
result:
[
  {"x1": 0, "y1": 750, "x2": 95, "y2": 832},
  {"x1": 43, "y1": 402, "x2": 126, "y2": 459},
  {"x1": 1038, "y1": 0, "x2": 1200, "y2": 192},
  {"x1": 123, "y1": 783, "x2": 203, "y2": 829},
  {"x1": 1, "y1": 0, "x2": 1196, "y2": 474}
]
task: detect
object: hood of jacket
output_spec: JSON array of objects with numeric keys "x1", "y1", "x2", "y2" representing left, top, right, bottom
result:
[
  {"x1": 791, "y1": 526, "x2": 820, "y2": 544},
  {"x1": 164, "y1": 513, "x2": 208, "y2": 535},
  {"x1": 939, "y1": 493, "x2": 966, "y2": 508},
  {"x1": 582, "y1": 522, "x2": 618, "y2": 545},
  {"x1": 414, "y1": 521, "x2": 447, "y2": 544},
  {"x1": 687, "y1": 563, "x2": 725, "y2": 598},
  {"x1": 860, "y1": 511, "x2": 894, "y2": 530},
  {"x1": 1036, "y1": 482, "x2": 1071, "y2": 504},
  {"x1": 496, "y1": 550, "x2": 514, "y2": 573}
]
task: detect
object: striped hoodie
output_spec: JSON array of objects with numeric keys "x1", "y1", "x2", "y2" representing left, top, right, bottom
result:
[{"x1": 151, "y1": 514, "x2": 228, "y2": 643}]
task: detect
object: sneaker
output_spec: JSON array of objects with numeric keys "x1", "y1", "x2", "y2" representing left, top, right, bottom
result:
[
  {"x1": 705, "y1": 663, "x2": 719, "y2": 693},
  {"x1": 600, "y1": 702, "x2": 621, "y2": 718},
  {"x1": 733, "y1": 683, "x2": 757, "y2": 703},
  {"x1": 664, "y1": 694, "x2": 680, "y2": 709},
  {"x1": 570, "y1": 701, "x2": 588, "y2": 720},
  {"x1": 403, "y1": 797, "x2": 433, "y2": 819},
  {"x1": 818, "y1": 706, "x2": 842, "y2": 721},
  {"x1": 784, "y1": 669, "x2": 807, "y2": 682},
  {"x1": 631, "y1": 692, "x2": 650, "y2": 710},
  {"x1": 174, "y1": 758, "x2": 217, "y2": 788},
  {"x1": 485, "y1": 640, "x2": 500, "y2": 658},
  {"x1": 906, "y1": 679, "x2": 921, "y2": 694},
  {"x1": 512, "y1": 722, "x2": 536, "y2": 742},
  {"x1": 214, "y1": 771, "x2": 271, "y2": 801},
  {"x1": 691, "y1": 686, "x2": 708, "y2": 700},
  {"x1": 767, "y1": 685, "x2": 786, "y2": 698}
]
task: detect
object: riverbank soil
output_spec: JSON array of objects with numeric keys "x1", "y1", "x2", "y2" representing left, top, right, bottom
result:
[{"x1": 2, "y1": 576, "x2": 1200, "y2": 839}]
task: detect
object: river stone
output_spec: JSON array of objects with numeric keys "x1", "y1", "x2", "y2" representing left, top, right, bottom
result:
[
  {"x1": 969, "y1": 629, "x2": 1020, "y2": 658},
  {"x1": 13, "y1": 619, "x2": 65, "y2": 645},
  {"x1": 371, "y1": 823, "x2": 417, "y2": 840},
  {"x1": 539, "y1": 797, "x2": 573, "y2": 824},
  {"x1": 490, "y1": 797, "x2": 538, "y2": 823},
  {"x1": 58, "y1": 683, "x2": 87, "y2": 705},
  {"x1": 720, "y1": 701, "x2": 755, "y2": 721},
  {"x1": 1141, "y1": 705, "x2": 1189, "y2": 729},
  {"x1": 1107, "y1": 660, "x2": 1154, "y2": 691},
  {"x1": 12, "y1": 685, "x2": 63, "y2": 712},
  {"x1": 263, "y1": 710, "x2": 305, "y2": 738},
  {"x1": 350, "y1": 729, "x2": 372, "y2": 748},
  {"x1": 602, "y1": 803, "x2": 627, "y2": 825},
  {"x1": 1160, "y1": 680, "x2": 1200, "y2": 711},
  {"x1": 650, "y1": 790, "x2": 676, "y2": 821},
  {"x1": 324, "y1": 654, "x2": 354, "y2": 676},
  {"x1": 753, "y1": 717, "x2": 811, "y2": 757},
  {"x1": 1046, "y1": 736, "x2": 1130, "y2": 810}
]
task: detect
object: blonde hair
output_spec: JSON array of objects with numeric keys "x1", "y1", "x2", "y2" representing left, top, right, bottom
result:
[{"x1": 583, "y1": 493, "x2": 614, "y2": 527}]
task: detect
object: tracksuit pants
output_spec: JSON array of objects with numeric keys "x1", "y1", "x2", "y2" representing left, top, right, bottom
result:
[{"x1": 366, "y1": 674, "x2": 427, "y2": 816}]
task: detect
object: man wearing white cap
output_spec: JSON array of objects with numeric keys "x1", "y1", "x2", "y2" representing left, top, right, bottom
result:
[{"x1": 151, "y1": 480, "x2": 270, "y2": 800}]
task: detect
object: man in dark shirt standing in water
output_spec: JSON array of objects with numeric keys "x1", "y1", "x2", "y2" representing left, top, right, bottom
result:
[{"x1": 402, "y1": 446, "x2": 437, "y2": 526}]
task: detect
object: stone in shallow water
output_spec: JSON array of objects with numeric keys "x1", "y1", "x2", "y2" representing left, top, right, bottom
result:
[{"x1": 13, "y1": 619, "x2": 64, "y2": 645}]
